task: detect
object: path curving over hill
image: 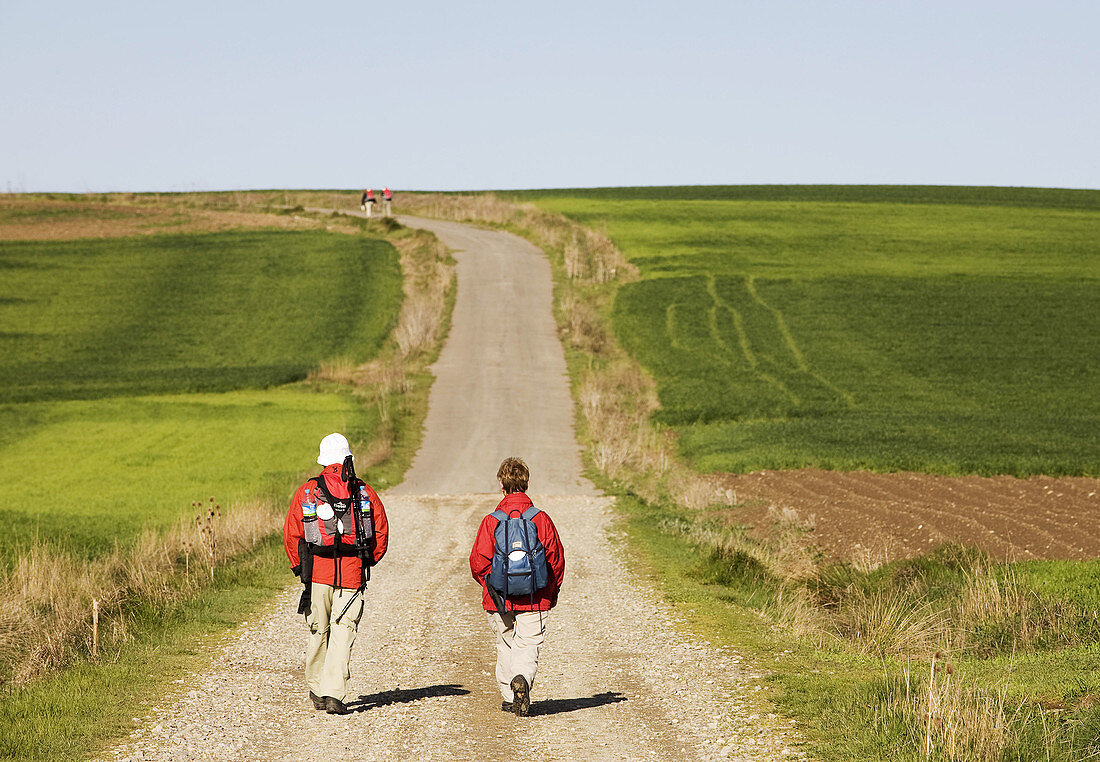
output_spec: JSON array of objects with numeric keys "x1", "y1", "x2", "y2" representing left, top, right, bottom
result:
[
  {"x1": 102, "y1": 214, "x2": 802, "y2": 761},
  {"x1": 391, "y1": 216, "x2": 592, "y2": 496}
]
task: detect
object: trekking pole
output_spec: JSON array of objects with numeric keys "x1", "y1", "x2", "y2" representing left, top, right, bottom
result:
[
  {"x1": 335, "y1": 453, "x2": 373, "y2": 625},
  {"x1": 334, "y1": 580, "x2": 365, "y2": 624}
]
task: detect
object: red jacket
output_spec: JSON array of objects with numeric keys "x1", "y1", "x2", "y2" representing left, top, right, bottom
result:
[
  {"x1": 284, "y1": 463, "x2": 389, "y2": 589},
  {"x1": 469, "y1": 492, "x2": 565, "y2": 612}
]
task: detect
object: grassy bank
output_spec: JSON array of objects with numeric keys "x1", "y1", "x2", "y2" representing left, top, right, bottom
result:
[
  {"x1": 0, "y1": 536, "x2": 287, "y2": 762},
  {"x1": 622, "y1": 496, "x2": 1100, "y2": 761}
]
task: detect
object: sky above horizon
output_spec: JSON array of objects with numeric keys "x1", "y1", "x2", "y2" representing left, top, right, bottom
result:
[{"x1": 2, "y1": 1, "x2": 1097, "y2": 193}]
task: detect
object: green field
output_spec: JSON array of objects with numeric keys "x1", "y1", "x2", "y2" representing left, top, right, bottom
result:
[
  {"x1": 522, "y1": 187, "x2": 1100, "y2": 476},
  {"x1": 0, "y1": 229, "x2": 403, "y2": 563},
  {"x1": 0, "y1": 231, "x2": 400, "y2": 402}
]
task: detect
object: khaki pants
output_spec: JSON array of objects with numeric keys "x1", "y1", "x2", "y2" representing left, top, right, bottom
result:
[
  {"x1": 305, "y1": 583, "x2": 365, "y2": 702},
  {"x1": 486, "y1": 610, "x2": 549, "y2": 702}
]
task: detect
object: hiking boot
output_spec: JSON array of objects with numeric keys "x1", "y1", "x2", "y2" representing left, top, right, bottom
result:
[
  {"x1": 324, "y1": 696, "x2": 349, "y2": 715},
  {"x1": 509, "y1": 675, "x2": 530, "y2": 716},
  {"x1": 309, "y1": 691, "x2": 326, "y2": 710},
  {"x1": 501, "y1": 701, "x2": 514, "y2": 713}
]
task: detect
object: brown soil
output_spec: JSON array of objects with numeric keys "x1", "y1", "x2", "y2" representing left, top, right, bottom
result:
[
  {"x1": 0, "y1": 198, "x2": 349, "y2": 240},
  {"x1": 719, "y1": 469, "x2": 1100, "y2": 563}
]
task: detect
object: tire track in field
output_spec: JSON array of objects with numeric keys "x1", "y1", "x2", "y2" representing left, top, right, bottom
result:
[
  {"x1": 705, "y1": 274, "x2": 799, "y2": 404},
  {"x1": 743, "y1": 276, "x2": 856, "y2": 408},
  {"x1": 701, "y1": 274, "x2": 854, "y2": 411}
]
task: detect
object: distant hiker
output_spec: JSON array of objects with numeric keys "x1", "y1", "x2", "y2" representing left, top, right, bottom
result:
[
  {"x1": 360, "y1": 189, "x2": 376, "y2": 217},
  {"x1": 381, "y1": 187, "x2": 393, "y2": 217},
  {"x1": 469, "y1": 457, "x2": 565, "y2": 716},
  {"x1": 284, "y1": 433, "x2": 389, "y2": 715}
]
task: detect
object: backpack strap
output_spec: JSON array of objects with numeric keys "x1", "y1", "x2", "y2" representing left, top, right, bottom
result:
[
  {"x1": 308, "y1": 476, "x2": 335, "y2": 505},
  {"x1": 491, "y1": 507, "x2": 540, "y2": 522}
]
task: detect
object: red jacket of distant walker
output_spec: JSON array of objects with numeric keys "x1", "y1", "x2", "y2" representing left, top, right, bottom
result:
[
  {"x1": 469, "y1": 492, "x2": 565, "y2": 612},
  {"x1": 283, "y1": 462, "x2": 389, "y2": 589}
]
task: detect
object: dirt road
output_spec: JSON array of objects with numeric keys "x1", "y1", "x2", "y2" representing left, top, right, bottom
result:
[
  {"x1": 392, "y1": 217, "x2": 592, "y2": 496},
  {"x1": 104, "y1": 218, "x2": 801, "y2": 760}
]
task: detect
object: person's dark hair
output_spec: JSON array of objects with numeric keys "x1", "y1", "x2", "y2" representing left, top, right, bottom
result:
[{"x1": 496, "y1": 457, "x2": 529, "y2": 494}]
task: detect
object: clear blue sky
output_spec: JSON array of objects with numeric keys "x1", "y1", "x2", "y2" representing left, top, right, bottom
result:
[{"x1": 2, "y1": 1, "x2": 1097, "y2": 192}]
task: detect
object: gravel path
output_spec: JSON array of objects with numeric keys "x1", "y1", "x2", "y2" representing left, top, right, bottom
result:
[{"x1": 101, "y1": 217, "x2": 804, "y2": 761}]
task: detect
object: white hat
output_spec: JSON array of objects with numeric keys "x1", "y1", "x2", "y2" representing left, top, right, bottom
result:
[{"x1": 317, "y1": 432, "x2": 353, "y2": 466}]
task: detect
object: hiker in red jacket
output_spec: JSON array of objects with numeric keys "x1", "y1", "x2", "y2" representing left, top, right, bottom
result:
[
  {"x1": 469, "y1": 457, "x2": 565, "y2": 716},
  {"x1": 360, "y1": 188, "x2": 376, "y2": 217},
  {"x1": 284, "y1": 433, "x2": 389, "y2": 715}
]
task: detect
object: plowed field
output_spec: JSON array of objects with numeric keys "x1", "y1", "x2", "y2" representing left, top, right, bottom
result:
[{"x1": 721, "y1": 469, "x2": 1100, "y2": 563}]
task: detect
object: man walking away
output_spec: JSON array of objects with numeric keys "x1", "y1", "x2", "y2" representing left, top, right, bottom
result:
[
  {"x1": 382, "y1": 187, "x2": 393, "y2": 217},
  {"x1": 470, "y1": 457, "x2": 565, "y2": 716},
  {"x1": 284, "y1": 433, "x2": 389, "y2": 714},
  {"x1": 360, "y1": 188, "x2": 376, "y2": 217}
]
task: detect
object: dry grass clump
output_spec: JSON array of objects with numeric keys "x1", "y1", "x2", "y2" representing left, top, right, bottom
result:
[
  {"x1": 0, "y1": 499, "x2": 280, "y2": 686},
  {"x1": 311, "y1": 356, "x2": 359, "y2": 385},
  {"x1": 767, "y1": 506, "x2": 820, "y2": 581},
  {"x1": 951, "y1": 565, "x2": 1088, "y2": 653},
  {"x1": 575, "y1": 358, "x2": 729, "y2": 509},
  {"x1": 836, "y1": 591, "x2": 949, "y2": 657},
  {"x1": 873, "y1": 652, "x2": 1094, "y2": 762},
  {"x1": 662, "y1": 504, "x2": 821, "y2": 610},
  {"x1": 579, "y1": 360, "x2": 660, "y2": 477},
  {"x1": 391, "y1": 232, "x2": 454, "y2": 358},
  {"x1": 877, "y1": 656, "x2": 1018, "y2": 762},
  {"x1": 773, "y1": 586, "x2": 834, "y2": 645},
  {"x1": 561, "y1": 226, "x2": 625, "y2": 283},
  {"x1": 399, "y1": 192, "x2": 524, "y2": 227},
  {"x1": 558, "y1": 293, "x2": 606, "y2": 355}
]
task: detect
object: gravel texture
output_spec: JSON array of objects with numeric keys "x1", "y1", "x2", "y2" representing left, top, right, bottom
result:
[{"x1": 103, "y1": 493, "x2": 804, "y2": 761}]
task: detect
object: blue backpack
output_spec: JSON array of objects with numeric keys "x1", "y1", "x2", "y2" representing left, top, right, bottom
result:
[{"x1": 488, "y1": 507, "x2": 549, "y2": 598}]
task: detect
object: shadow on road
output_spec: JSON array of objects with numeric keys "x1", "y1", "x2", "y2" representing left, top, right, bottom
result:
[
  {"x1": 347, "y1": 684, "x2": 471, "y2": 713},
  {"x1": 529, "y1": 691, "x2": 627, "y2": 716}
]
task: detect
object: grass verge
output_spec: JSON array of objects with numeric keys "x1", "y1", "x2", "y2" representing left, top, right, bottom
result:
[
  {"x1": 0, "y1": 536, "x2": 285, "y2": 762},
  {"x1": 622, "y1": 496, "x2": 1100, "y2": 761}
]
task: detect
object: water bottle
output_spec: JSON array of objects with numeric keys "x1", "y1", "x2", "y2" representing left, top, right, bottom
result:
[
  {"x1": 358, "y1": 484, "x2": 374, "y2": 539},
  {"x1": 302, "y1": 487, "x2": 321, "y2": 545}
]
